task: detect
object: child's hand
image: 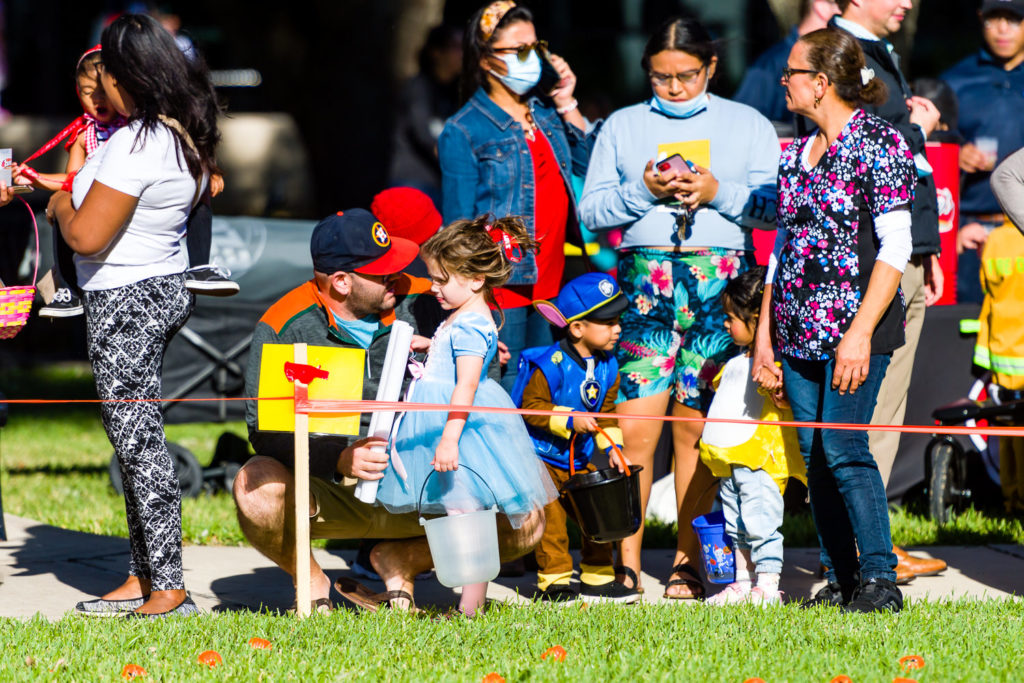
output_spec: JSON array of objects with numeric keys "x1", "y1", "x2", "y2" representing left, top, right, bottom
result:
[
  {"x1": 432, "y1": 437, "x2": 459, "y2": 472},
  {"x1": 210, "y1": 173, "x2": 225, "y2": 197},
  {"x1": 573, "y1": 415, "x2": 598, "y2": 434},
  {"x1": 410, "y1": 335, "x2": 431, "y2": 353},
  {"x1": 611, "y1": 449, "x2": 633, "y2": 474},
  {"x1": 769, "y1": 388, "x2": 790, "y2": 410}
]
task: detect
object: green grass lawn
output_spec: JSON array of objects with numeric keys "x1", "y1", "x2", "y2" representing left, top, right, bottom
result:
[
  {"x1": 2, "y1": 362, "x2": 1024, "y2": 548},
  {"x1": 0, "y1": 599, "x2": 1022, "y2": 682}
]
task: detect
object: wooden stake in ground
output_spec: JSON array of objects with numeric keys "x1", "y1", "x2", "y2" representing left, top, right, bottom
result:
[{"x1": 292, "y1": 343, "x2": 311, "y2": 618}]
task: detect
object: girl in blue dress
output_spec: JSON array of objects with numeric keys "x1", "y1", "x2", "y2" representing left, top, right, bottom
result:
[{"x1": 376, "y1": 214, "x2": 559, "y2": 616}]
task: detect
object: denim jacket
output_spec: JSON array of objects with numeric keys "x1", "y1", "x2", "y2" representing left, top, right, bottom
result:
[{"x1": 438, "y1": 88, "x2": 600, "y2": 285}]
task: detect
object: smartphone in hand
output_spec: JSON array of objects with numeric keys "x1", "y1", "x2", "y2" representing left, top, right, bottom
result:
[
  {"x1": 657, "y1": 153, "x2": 696, "y2": 177},
  {"x1": 537, "y1": 48, "x2": 561, "y2": 94}
]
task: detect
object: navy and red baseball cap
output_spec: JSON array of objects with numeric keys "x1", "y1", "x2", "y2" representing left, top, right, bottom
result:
[
  {"x1": 982, "y1": 0, "x2": 1024, "y2": 17},
  {"x1": 311, "y1": 208, "x2": 419, "y2": 276}
]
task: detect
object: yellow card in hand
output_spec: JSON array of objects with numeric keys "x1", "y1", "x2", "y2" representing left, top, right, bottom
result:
[{"x1": 257, "y1": 344, "x2": 366, "y2": 435}]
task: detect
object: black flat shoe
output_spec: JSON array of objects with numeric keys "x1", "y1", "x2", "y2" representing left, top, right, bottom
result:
[
  {"x1": 124, "y1": 595, "x2": 201, "y2": 619},
  {"x1": 74, "y1": 596, "x2": 146, "y2": 617}
]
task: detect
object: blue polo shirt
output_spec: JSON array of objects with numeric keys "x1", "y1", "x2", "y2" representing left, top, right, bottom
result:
[
  {"x1": 942, "y1": 49, "x2": 1024, "y2": 215},
  {"x1": 733, "y1": 27, "x2": 799, "y2": 125}
]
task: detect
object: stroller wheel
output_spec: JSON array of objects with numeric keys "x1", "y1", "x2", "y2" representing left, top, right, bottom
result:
[
  {"x1": 928, "y1": 442, "x2": 959, "y2": 525},
  {"x1": 108, "y1": 442, "x2": 204, "y2": 498}
]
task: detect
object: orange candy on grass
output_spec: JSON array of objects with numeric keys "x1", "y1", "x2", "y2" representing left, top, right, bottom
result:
[
  {"x1": 481, "y1": 674, "x2": 506, "y2": 683},
  {"x1": 121, "y1": 664, "x2": 147, "y2": 679},
  {"x1": 248, "y1": 637, "x2": 273, "y2": 650},
  {"x1": 831, "y1": 677, "x2": 853, "y2": 683},
  {"x1": 893, "y1": 678, "x2": 918, "y2": 683},
  {"x1": 899, "y1": 655, "x2": 925, "y2": 671},
  {"x1": 541, "y1": 645, "x2": 567, "y2": 662},
  {"x1": 197, "y1": 650, "x2": 222, "y2": 667},
  {"x1": 743, "y1": 679, "x2": 767, "y2": 683}
]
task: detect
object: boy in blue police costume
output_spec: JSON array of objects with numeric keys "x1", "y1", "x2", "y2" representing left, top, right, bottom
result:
[{"x1": 511, "y1": 273, "x2": 639, "y2": 604}]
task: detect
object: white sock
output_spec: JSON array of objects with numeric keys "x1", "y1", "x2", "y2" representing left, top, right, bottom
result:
[
  {"x1": 757, "y1": 572, "x2": 780, "y2": 592},
  {"x1": 734, "y1": 570, "x2": 754, "y2": 590}
]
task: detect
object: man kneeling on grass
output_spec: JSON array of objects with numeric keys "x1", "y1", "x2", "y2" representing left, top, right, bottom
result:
[{"x1": 233, "y1": 209, "x2": 544, "y2": 613}]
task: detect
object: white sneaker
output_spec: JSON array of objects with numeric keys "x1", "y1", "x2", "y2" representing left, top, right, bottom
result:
[
  {"x1": 705, "y1": 582, "x2": 751, "y2": 605},
  {"x1": 748, "y1": 585, "x2": 783, "y2": 607}
]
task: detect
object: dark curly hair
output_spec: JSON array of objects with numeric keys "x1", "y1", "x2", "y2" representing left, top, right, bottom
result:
[
  {"x1": 721, "y1": 266, "x2": 767, "y2": 328},
  {"x1": 101, "y1": 13, "x2": 221, "y2": 180},
  {"x1": 421, "y1": 214, "x2": 539, "y2": 328}
]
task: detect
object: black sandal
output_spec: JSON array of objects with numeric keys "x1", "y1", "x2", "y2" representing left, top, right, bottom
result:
[
  {"x1": 614, "y1": 565, "x2": 645, "y2": 594},
  {"x1": 663, "y1": 562, "x2": 706, "y2": 600}
]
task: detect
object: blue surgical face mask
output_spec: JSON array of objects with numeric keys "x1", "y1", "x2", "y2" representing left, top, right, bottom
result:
[
  {"x1": 490, "y1": 50, "x2": 542, "y2": 95},
  {"x1": 651, "y1": 84, "x2": 709, "y2": 119}
]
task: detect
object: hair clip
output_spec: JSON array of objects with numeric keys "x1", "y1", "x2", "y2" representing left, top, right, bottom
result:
[
  {"x1": 860, "y1": 66, "x2": 875, "y2": 86},
  {"x1": 487, "y1": 225, "x2": 524, "y2": 263}
]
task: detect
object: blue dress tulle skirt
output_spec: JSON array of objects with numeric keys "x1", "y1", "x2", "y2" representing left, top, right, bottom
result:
[{"x1": 375, "y1": 312, "x2": 557, "y2": 528}]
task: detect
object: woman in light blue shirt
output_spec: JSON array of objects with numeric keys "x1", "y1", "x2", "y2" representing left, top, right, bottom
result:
[{"x1": 579, "y1": 16, "x2": 779, "y2": 601}]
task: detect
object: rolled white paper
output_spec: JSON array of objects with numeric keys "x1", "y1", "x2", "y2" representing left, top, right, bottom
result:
[{"x1": 354, "y1": 320, "x2": 414, "y2": 503}]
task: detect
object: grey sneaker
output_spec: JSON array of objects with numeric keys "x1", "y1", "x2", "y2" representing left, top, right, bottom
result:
[
  {"x1": 185, "y1": 265, "x2": 239, "y2": 296},
  {"x1": 123, "y1": 595, "x2": 201, "y2": 619},
  {"x1": 74, "y1": 596, "x2": 146, "y2": 617},
  {"x1": 39, "y1": 287, "x2": 84, "y2": 318}
]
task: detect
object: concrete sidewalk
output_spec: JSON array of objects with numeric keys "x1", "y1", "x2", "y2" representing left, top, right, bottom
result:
[{"x1": 0, "y1": 514, "x2": 1020, "y2": 619}]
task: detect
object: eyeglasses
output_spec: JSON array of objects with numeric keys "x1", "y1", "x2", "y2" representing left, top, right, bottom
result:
[
  {"x1": 780, "y1": 67, "x2": 820, "y2": 84},
  {"x1": 491, "y1": 40, "x2": 548, "y2": 62},
  {"x1": 649, "y1": 65, "x2": 706, "y2": 87}
]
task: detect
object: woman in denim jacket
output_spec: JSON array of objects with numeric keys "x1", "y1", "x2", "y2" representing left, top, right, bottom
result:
[{"x1": 439, "y1": 1, "x2": 598, "y2": 392}]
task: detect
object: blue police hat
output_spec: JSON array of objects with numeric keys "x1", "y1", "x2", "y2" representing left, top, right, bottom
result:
[{"x1": 534, "y1": 273, "x2": 627, "y2": 327}]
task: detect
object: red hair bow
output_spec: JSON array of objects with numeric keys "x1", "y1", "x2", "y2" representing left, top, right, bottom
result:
[{"x1": 486, "y1": 224, "x2": 524, "y2": 263}]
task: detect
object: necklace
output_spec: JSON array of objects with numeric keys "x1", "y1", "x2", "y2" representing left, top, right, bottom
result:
[{"x1": 523, "y1": 109, "x2": 537, "y2": 141}]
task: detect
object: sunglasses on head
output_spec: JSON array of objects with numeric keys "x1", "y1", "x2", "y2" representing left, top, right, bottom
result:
[{"x1": 491, "y1": 39, "x2": 548, "y2": 62}]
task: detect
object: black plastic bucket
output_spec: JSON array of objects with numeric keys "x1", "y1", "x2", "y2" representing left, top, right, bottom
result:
[{"x1": 560, "y1": 465, "x2": 644, "y2": 543}]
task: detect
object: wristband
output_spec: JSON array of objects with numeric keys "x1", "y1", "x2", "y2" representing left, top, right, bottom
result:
[{"x1": 556, "y1": 99, "x2": 578, "y2": 115}]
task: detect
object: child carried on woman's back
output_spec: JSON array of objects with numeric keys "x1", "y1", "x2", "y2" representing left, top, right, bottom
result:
[
  {"x1": 375, "y1": 215, "x2": 558, "y2": 617},
  {"x1": 699, "y1": 267, "x2": 805, "y2": 606},
  {"x1": 14, "y1": 45, "x2": 236, "y2": 317}
]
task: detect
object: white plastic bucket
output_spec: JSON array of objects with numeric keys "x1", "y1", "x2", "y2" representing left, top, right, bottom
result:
[
  {"x1": 417, "y1": 465, "x2": 501, "y2": 588},
  {"x1": 420, "y1": 506, "x2": 500, "y2": 588}
]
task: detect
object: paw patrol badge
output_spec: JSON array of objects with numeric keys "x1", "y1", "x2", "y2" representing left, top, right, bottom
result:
[
  {"x1": 581, "y1": 379, "x2": 601, "y2": 409},
  {"x1": 598, "y1": 278, "x2": 615, "y2": 298},
  {"x1": 551, "y1": 350, "x2": 563, "y2": 364},
  {"x1": 371, "y1": 221, "x2": 391, "y2": 247}
]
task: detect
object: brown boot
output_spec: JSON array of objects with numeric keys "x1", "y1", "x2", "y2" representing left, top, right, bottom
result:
[{"x1": 894, "y1": 545, "x2": 947, "y2": 577}]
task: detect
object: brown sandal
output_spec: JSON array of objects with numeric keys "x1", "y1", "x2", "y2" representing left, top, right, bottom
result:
[
  {"x1": 663, "y1": 562, "x2": 706, "y2": 600},
  {"x1": 288, "y1": 597, "x2": 333, "y2": 615},
  {"x1": 334, "y1": 577, "x2": 420, "y2": 613}
]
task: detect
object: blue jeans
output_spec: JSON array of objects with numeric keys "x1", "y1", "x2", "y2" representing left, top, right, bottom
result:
[
  {"x1": 720, "y1": 466, "x2": 784, "y2": 574},
  {"x1": 493, "y1": 306, "x2": 554, "y2": 394},
  {"x1": 781, "y1": 354, "x2": 897, "y2": 585}
]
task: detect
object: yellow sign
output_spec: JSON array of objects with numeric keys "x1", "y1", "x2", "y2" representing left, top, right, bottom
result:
[
  {"x1": 656, "y1": 139, "x2": 711, "y2": 169},
  {"x1": 257, "y1": 343, "x2": 366, "y2": 435}
]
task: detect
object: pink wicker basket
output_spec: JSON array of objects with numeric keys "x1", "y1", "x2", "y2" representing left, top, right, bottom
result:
[{"x1": 0, "y1": 197, "x2": 40, "y2": 340}]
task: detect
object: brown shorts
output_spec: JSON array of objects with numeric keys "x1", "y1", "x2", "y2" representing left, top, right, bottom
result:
[{"x1": 308, "y1": 477, "x2": 424, "y2": 540}]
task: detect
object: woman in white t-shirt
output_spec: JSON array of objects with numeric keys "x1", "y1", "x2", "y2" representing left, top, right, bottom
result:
[{"x1": 46, "y1": 14, "x2": 221, "y2": 618}]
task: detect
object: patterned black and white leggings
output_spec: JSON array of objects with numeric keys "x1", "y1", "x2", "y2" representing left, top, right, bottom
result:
[{"x1": 85, "y1": 274, "x2": 194, "y2": 592}]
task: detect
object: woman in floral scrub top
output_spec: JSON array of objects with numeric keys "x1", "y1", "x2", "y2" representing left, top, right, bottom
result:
[{"x1": 753, "y1": 29, "x2": 916, "y2": 614}]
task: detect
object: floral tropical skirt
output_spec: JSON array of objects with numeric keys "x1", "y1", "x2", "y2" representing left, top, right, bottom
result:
[{"x1": 615, "y1": 247, "x2": 754, "y2": 411}]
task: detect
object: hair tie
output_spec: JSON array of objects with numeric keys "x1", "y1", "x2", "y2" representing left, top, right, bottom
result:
[
  {"x1": 860, "y1": 67, "x2": 875, "y2": 86},
  {"x1": 479, "y1": 0, "x2": 516, "y2": 41},
  {"x1": 486, "y1": 224, "x2": 523, "y2": 263}
]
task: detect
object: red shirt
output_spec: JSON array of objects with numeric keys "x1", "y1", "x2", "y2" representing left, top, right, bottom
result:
[{"x1": 494, "y1": 127, "x2": 570, "y2": 309}]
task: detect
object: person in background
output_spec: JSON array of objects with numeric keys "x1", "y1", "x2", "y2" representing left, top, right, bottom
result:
[
  {"x1": 941, "y1": 0, "x2": 1024, "y2": 304},
  {"x1": 755, "y1": 27, "x2": 915, "y2": 613},
  {"x1": 976, "y1": 151, "x2": 1024, "y2": 514},
  {"x1": 910, "y1": 78, "x2": 960, "y2": 144},
  {"x1": 388, "y1": 25, "x2": 463, "y2": 206},
  {"x1": 733, "y1": 0, "x2": 839, "y2": 132},
  {"x1": 832, "y1": 0, "x2": 949, "y2": 583},
  {"x1": 580, "y1": 16, "x2": 779, "y2": 601},
  {"x1": 439, "y1": 0, "x2": 596, "y2": 395}
]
